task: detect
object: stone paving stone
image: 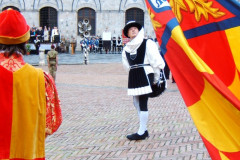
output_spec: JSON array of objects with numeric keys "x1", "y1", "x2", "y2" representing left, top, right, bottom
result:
[{"x1": 35, "y1": 63, "x2": 211, "y2": 160}]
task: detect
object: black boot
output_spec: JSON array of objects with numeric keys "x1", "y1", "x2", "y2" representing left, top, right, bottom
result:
[{"x1": 126, "y1": 130, "x2": 149, "y2": 140}]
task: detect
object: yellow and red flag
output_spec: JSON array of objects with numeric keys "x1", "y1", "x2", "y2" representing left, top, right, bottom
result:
[{"x1": 145, "y1": 0, "x2": 240, "y2": 159}]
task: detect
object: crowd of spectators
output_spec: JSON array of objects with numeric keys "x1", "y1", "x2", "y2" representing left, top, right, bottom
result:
[
  {"x1": 28, "y1": 26, "x2": 157, "y2": 54},
  {"x1": 79, "y1": 36, "x2": 123, "y2": 54},
  {"x1": 29, "y1": 26, "x2": 60, "y2": 44}
]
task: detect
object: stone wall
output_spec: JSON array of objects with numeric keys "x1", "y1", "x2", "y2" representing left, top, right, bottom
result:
[
  {"x1": 0, "y1": 0, "x2": 155, "y2": 50},
  {"x1": 1, "y1": 0, "x2": 239, "y2": 51}
]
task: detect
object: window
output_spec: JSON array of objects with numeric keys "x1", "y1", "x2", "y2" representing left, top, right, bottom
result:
[
  {"x1": 125, "y1": 8, "x2": 144, "y2": 27},
  {"x1": 40, "y1": 7, "x2": 58, "y2": 29},
  {"x1": 78, "y1": 8, "x2": 96, "y2": 36}
]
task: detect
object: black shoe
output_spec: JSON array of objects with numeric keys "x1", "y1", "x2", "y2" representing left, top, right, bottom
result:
[{"x1": 126, "y1": 130, "x2": 149, "y2": 140}]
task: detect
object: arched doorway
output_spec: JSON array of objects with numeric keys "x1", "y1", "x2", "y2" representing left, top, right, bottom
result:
[
  {"x1": 78, "y1": 8, "x2": 96, "y2": 36},
  {"x1": 40, "y1": 7, "x2": 58, "y2": 29},
  {"x1": 125, "y1": 8, "x2": 144, "y2": 27}
]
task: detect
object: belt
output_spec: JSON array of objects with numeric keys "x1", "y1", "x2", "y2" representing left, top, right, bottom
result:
[{"x1": 130, "y1": 64, "x2": 150, "y2": 69}]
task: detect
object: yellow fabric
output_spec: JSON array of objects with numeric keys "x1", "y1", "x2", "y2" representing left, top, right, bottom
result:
[
  {"x1": 228, "y1": 70, "x2": 240, "y2": 101},
  {"x1": 0, "y1": 31, "x2": 30, "y2": 45},
  {"x1": 219, "y1": 152, "x2": 230, "y2": 160},
  {"x1": 225, "y1": 27, "x2": 240, "y2": 100},
  {"x1": 10, "y1": 64, "x2": 46, "y2": 159},
  {"x1": 188, "y1": 78, "x2": 240, "y2": 152},
  {"x1": 225, "y1": 26, "x2": 240, "y2": 73}
]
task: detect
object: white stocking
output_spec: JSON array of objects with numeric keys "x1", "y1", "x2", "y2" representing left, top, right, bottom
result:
[
  {"x1": 137, "y1": 111, "x2": 148, "y2": 135},
  {"x1": 133, "y1": 96, "x2": 140, "y2": 116}
]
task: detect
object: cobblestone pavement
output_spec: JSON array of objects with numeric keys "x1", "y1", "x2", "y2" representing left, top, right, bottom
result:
[{"x1": 35, "y1": 61, "x2": 211, "y2": 160}]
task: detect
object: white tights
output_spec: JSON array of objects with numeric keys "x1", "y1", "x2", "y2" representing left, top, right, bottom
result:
[{"x1": 133, "y1": 96, "x2": 149, "y2": 135}]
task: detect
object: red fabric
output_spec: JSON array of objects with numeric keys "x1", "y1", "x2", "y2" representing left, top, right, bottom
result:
[
  {"x1": 203, "y1": 73, "x2": 240, "y2": 111},
  {"x1": 165, "y1": 38, "x2": 204, "y2": 106},
  {"x1": 0, "y1": 66, "x2": 13, "y2": 159},
  {"x1": 180, "y1": 1, "x2": 236, "y2": 31},
  {"x1": 202, "y1": 134, "x2": 240, "y2": 159},
  {"x1": 0, "y1": 54, "x2": 62, "y2": 159},
  {"x1": 222, "y1": 151, "x2": 240, "y2": 159},
  {"x1": 9, "y1": 158, "x2": 45, "y2": 160},
  {"x1": 145, "y1": 0, "x2": 240, "y2": 159},
  {"x1": 44, "y1": 72, "x2": 62, "y2": 135},
  {"x1": 200, "y1": 135, "x2": 222, "y2": 160},
  {"x1": 0, "y1": 54, "x2": 25, "y2": 71},
  {"x1": 153, "y1": 10, "x2": 176, "y2": 46},
  {"x1": 0, "y1": 9, "x2": 29, "y2": 38},
  {"x1": 188, "y1": 30, "x2": 236, "y2": 87}
]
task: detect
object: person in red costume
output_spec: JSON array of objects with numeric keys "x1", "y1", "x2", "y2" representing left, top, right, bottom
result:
[{"x1": 0, "y1": 8, "x2": 62, "y2": 160}]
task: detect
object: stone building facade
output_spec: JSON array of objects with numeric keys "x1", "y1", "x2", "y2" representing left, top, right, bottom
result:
[
  {"x1": 0, "y1": 0, "x2": 155, "y2": 43},
  {"x1": 0, "y1": 0, "x2": 239, "y2": 47}
]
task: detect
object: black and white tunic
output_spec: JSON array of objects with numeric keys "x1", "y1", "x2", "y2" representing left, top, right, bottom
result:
[
  {"x1": 126, "y1": 39, "x2": 152, "y2": 95},
  {"x1": 122, "y1": 29, "x2": 165, "y2": 96}
]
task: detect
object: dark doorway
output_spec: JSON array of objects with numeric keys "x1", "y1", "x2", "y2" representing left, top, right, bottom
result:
[
  {"x1": 125, "y1": 8, "x2": 144, "y2": 27},
  {"x1": 40, "y1": 7, "x2": 58, "y2": 29},
  {"x1": 78, "y1": 8, "x2": 96, "y2": 36}
]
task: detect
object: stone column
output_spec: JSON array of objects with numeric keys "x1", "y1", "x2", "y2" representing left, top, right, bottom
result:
[{"x1": 39, "y1": 49, "x2": 45, "y2": 66}]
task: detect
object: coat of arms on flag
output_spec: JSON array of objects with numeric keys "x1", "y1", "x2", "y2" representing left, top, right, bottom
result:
[{"x1": 145, "y1": 0, "x2": 240, "y2": 159}]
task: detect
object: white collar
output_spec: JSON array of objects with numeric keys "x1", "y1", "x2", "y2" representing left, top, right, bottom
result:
[{"x1": 124, "y1": 28, "x2": 144, "y2": 54}]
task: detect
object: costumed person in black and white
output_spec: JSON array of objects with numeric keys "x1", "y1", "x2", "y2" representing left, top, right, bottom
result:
[
  {"x1": 122, "y1": 21, "x2": 165, "y2": 140},
  {"x1": 34, "y1": 36, "x2": 41, "y2": 54}
]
